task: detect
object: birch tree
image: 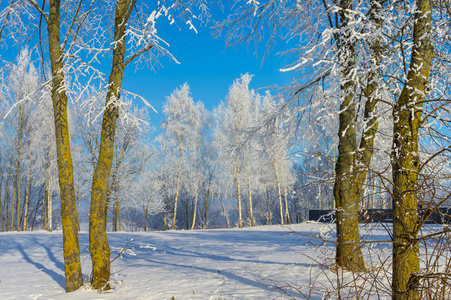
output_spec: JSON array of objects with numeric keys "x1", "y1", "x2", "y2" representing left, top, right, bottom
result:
[
  {"x1": 1, "y1": 49, "x2": 37, "y2": 232},
  {"x1": 259, "y1": 93, "x2": 295, "y2": 225},
  {"x1": 214, "y1": 74, "x2": 255, "y2": 228},
  {"x1": 109, "y1": 107, "x2": 153, "y2": 232},
  {"x1": 157, "y1": 84, "x2": 198, "y2": 230},
  {"x1": 190, "y1": 102, "x2": 207, "y2": 230}
]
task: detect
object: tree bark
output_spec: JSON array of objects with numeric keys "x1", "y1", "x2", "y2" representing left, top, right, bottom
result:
[
  {"x1": 0, "y1": 165, "x2": 4, "y2": 232},
  {"x1": 205, "y1": 186, "x2": 210, "y2": 230},
  {"x1": 273, "y1": 157, "x2": 284, "y2": 225},
  {"x1": 172, "y1": 143, "x2": 183, "y2": 230},
  {"x1": 47, "y1": 178, "x2": 53, "y2": 232},
  {"x1": 23, "y1": 153, "x2": 32, "y2": 231},
  {"x1": 0, "y1": 164, "x2": 5, "y2": 231},
  {"x1": 392, "y1": 1, "x2": 433, "y2": 299},
  {"x1": 46, "y1": 147, "x2": 54, "y2": 232},
  {"x1": 163, "y1": 195, "x2": 169, "y2": 231},
  {"x1": 46, "y1": 0, "x2": 83, "y2": 291},
  {"x1": 42, "y1": 187, "x2": 46, "y2": 230},
  {"x1": 333, "y1": 0, "x2": 366, "y2": 272},
  {"x1": 10, "y1": 166, "x2": 17, "y2": 231},
  {"x1": 266, "y1": 188, "x2": 272, "y2": 225},
  {"x1": 355, "y1": 0, "x2": 382, "y2": 210},
  {"x1": 191, "y1": 152, "x2": 200, "y2": 230},
  {"x1": 89, "y1": 0, "x2": 135, "y2": 290},
  {"x1": 219, "y1": 197, "x2": 230, "y2": 228},
  {"x1": 236, "y1": 157, "x2": 243, "y2": 228},
  {"x1": 283, "y1": 184, "x2": 291, "y2": 225},
  {"x1": 112, "y1": 179, "x2": 118, "y2": 232},
  {"x1": 5, "y1": 174, "x2": 11, "y2": 231},
  {"x1": 143, "y1": 198, "x2": 151, "y2": 231},
  {"x1": 247, "y1": 156, "x2": 255, "y2": 227},
  {"x1": 16, "y1": 150, "x2": 22, "y2": 232}
]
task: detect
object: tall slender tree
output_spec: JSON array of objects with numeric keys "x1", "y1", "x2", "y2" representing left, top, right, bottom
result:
[
  {"x1": 157, "y1": 84, "x2": 198, "y2": 230},
  {"x1": 392, "y1": 0, "x2": 434, "y2": 298},
  {"x1": 26, "y1": 0, "x2": 84, "y2": 291},
  {"x1": 89, "y1": 0, "x2": 138, "y2": 289},
  {"x1": 332, "y1": 0, "x2": 367, "y2": 271},
  {"x1": 214, "y1": 74, "x2": 255, "y2": 228}
]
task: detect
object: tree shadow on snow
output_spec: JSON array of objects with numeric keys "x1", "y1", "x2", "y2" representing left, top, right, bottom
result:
[
  {"x1": 17, "y1": 240, "x2": 65, "y2": 289},
  {"x1": 134, "y1": 241, "x2": 316, "y2": 269},
  {"x1": 141, "y1": 257, "x2": 299, "y2": 298}
]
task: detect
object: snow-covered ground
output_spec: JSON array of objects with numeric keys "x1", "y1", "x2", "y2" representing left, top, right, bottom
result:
[{"x1": 0, "y1": 223, "x2": 397, "y2": 300}]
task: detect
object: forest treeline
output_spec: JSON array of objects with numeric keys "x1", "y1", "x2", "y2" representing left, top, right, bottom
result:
[
  {"x1": 0, "y1": 65, "x2": 313, "y2": 234},
  {"x1": 1, "y1": 0, "x2": 451, "y2": 299}
]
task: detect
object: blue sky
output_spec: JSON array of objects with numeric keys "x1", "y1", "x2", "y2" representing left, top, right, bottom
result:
[
  {"x1": 121, "y1": 16, "x2": 295, "y2": 130},
  {"x1": 1, "y1": 3, "x2": 296, "y2": 134}
]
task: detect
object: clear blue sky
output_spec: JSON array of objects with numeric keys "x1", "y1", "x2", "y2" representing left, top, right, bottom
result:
[
  {"x1": 2, "y1": 4, "x2": 295, "y2": 133},
  {"x1": 121, "y1": 16, "x2": 295, "y2": 130}
]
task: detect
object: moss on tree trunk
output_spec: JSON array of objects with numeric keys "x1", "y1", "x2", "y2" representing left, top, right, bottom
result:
[
  {"x1": 392, "y1": 1, "x2": 433, "y2": 299},
  {"x1": 333, "y1": 0, "x2": 365, "y2": 272},
  {"x1": 89, "y1": 0, "x2": 135, "y2": 290},
  {"x1": 47, "y1": 0, "x2": 83, "y2": 292}
]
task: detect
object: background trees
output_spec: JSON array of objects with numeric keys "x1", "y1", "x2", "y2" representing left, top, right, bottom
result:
[
  {"x1": 157, "y1": 83, "x2": 200, "y2": 230},
  {"x1": 215, "y1": 74, "x2": 256, "y2": 228},
  {"x1": 214, "y1": 0, "x2": 451, "y2": 297},
  {"x1": 1, "y1": 68, "x2": 301, "y2": 232}
]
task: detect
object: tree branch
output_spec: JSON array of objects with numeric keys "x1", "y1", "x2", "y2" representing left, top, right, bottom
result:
[
  {"x1": 124, "y1": 44, "x2": 153, "y2": 67},
  {"x1": 27, "y1": 0, "x2": 49, "y2": 23}
]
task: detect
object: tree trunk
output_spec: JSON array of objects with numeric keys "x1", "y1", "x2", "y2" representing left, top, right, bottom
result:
[
  {"x1": 104, "y1": 180, "x2": 114, "y2": 226},
  {"x1": 89, "y1": 0, "x2": 135, "y2": 290},
  {"x1": 16, "y1": 156, "x2": 22, "y2": 232},
  {"x1": 144, "y1": 199, "x2": 151, "y2": 231},
  {"x1": 266, "y1": 188, "x2": 272, "y2": 225},
  {"x1": 47, "y1": 180, "x2": 52, "y2": 232},
  {"x1": 191, "y1": 151, "x2": 200, "y2": 230},
  {"x1": 392, "y1": 1, "x2": 433, "y2": 299},
  {"x1": 14, "y1": 111, "x2": 24, "y2": 232},
  {"x1": 4, "y1": 173, "x2": 11, "y2": 232},
  {"x1": 163, "y1": 196, "x2": 169, "y2": 231},
  {"x1": 247, "y1": 156, "x2": 255, "y2": 227},
  {"x1": 23, "y1": 154, "x2": 32, "y2": 231},
  {"x1": 118, "y1": 199, "x2": 121, "y2": 231},
  {"x1": 317, "y1": 157, "x2": 322, "y2": 210},
  {"x1": 5, "y1": 175, "x2": 11, "y2": 231},
  {"x1": 46, "y1": 0, "x2": 83, "y2": 291},
  {"x1": 333, "y1": 0, "x2": 366, "y2": 272},
  {"x1": 10, "y1": 167, "x2": 17, "y2": 231},
  {"x1": 185, "y1": 199, "x2": 190, "y2": 230},
  {"x1": 75, "y1": 187, "x2": 80, "y2": 232},
  {"x1": 0, "y1": 170, "x2": 4, "y2": 232},
  {"x1": 205, "y1": 189, "x2": 210, "y2": 230},
  {"x1": 284, "y1": 184, "x2": 291, "y2": 225},
  {"x1": 112, "y1": 182, "x2": 118, "y2": 232},
  {"x1": 47, "y1": 149, "x2": 53, "y2": 232},
  {"x1": 273, "y1": 158, "x2": 284, "y2": 225},
  {"x1": 172, "y1": 143, "x2": 183, "y2": 230},
  {"x1": 219, "y1": 197, "x2": 229, "y2": 228},
  {"x1": 355, "y1": 0, "x2": 382, "y2": 209},
  {"x1": 42, "y1": 188, "x2": 46, "y2": 230},
  {"x1": 236, "y1": 158, "x2": 243, "y2": 228}
]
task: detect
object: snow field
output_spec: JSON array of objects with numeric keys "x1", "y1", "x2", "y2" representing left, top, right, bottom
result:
[{"x1": 4, "y1": 222, "x2": 445, "y2": 299}]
